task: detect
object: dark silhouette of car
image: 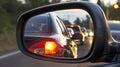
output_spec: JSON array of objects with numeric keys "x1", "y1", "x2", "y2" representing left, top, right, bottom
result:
[
  {"x1": 81, "y1": 27, "x2": 88, "y2": 37},
  {"x1": 24, "y1": 12, "x2": 78, "y2": 58},
  {"x1": 67, "y1": 25, "x2": 85, "y2": 45}
]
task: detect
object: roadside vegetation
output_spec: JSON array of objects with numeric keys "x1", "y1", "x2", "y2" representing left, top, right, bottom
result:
[
  {"x1": 0, "y1": 0, "x2": 61, "y2": 53},
  {"x1": 0, "y1": 31, "x2": 17, "y2": 52}
]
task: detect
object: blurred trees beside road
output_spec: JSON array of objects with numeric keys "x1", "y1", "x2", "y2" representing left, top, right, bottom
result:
[
  {"x1": 0, "y1": 0, "x2": 61, "y2": 33},
  {"x1": 0, "y1": 0, "x2": 61, "y2": 52},
  {"x1": 97, "y1": 0, "x2": 120, "y2": 20}
]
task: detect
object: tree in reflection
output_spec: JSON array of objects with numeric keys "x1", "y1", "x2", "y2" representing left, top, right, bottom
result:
[
  {"x1": 74, "y1": 17, "x2": 83, "y2": 27},
  {"x1": 82, "y1": 15, "x2": 91, "y2": 29},
  {"x1": 62, "y1": 20, "x2": 71, "y2": 26}
]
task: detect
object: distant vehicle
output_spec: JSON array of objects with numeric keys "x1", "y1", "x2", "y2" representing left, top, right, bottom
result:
[
  {"x1": 108, "y1": 21, "x2": 120, "y2": 41},
  {"x1": 81, "y1": 27, "x2": 88, "y2": 37},
  {"x1": 67, "y1": 28, "x2": 74, "y2": 37},
  {"x1": 24, "y1": 12, "x2": 78, "y2": 58},
  {"x1": 67, "y1": 25, "x2": 85, "y2": 45}
]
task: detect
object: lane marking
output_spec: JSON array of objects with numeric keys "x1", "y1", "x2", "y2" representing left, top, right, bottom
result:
[{"x1": 0, "y1": 50, "x2": 21, "y2": 59}]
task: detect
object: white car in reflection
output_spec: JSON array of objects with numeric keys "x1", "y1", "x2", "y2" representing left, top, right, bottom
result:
[{"x1": 24, "y1": 12, "x2": 78, "y2": 58}]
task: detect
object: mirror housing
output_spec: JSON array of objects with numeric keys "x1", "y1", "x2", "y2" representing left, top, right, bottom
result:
[{"x1": 17, "y1": 2, "x2": 111, "y2": 63}]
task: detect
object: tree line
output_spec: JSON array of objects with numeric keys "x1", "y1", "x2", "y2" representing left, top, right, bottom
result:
[{"x1": 0, "y1": 0, "x2": 61, "y2": 33}]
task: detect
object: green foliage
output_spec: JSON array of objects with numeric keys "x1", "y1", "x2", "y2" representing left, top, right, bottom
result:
[
  {"x1": 62, "y1": 20, "x2": 71, "y2": 25},
  {"x1": 51, "y1": 0, "x2": 61, "y2": 3},
  {"x1": 97, "y1": 0, "x2": 120, "y2": 20},
  {"x1": 74, "y1": 17, "x2": 83, "y2": 27},
  {"x1": 0, "y1": 0, "x2": 21, "y2": 33},
  {"x1": 0, "y1": 0, "x2": 61, "y2": 52},
  {"x1": 73, "y1": 15, "x2": 91, "y2": 29},
  {"x1": 108, "y1": 2, "x2": 120, "y2": 20},
  {"x1": 0, "y1": 31, "x2": 17, "y2": 52},
  {"x1": 26, "y1": 0, "x2": 61, "y2": 8},
  {"x1": 82, "y1": 15, "x2": 91, "y2": 29}
]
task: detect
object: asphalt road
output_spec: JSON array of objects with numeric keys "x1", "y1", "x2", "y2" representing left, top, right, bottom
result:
[{"x1": 0, "y1": 50, "x2": 112, "y2": 67}]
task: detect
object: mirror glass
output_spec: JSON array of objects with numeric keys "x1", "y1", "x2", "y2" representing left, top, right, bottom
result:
[{"x1": 24, "y1": 9, "x2": 94, "y2": 59}]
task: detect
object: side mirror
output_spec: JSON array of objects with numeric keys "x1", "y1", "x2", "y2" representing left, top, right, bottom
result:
[{"x1": 16, "y1": 2, "x2": 116, "y2": 63}]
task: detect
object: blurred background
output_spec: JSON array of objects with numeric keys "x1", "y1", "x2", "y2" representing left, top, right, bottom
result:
[
  {"x1": 0, "y1": 0, "x2": 120, "y2": 53},
  {"x1": 0, "y1": 1, "x2": 119, "y2": 67}
]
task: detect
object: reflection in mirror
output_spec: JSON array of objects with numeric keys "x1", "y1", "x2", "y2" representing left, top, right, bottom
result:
[{"x1": 24, "y1": 9, "x2": 94, "y2": 59}]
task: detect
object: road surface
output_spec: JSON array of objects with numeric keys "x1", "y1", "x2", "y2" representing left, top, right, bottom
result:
[{"x1": 0, "y1": 50, "x2": 114, "y2": 67}]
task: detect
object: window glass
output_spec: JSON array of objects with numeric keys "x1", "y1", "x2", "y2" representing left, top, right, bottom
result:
[{"x1": 25, "y1": 14, "x2": 50, "y2": 34}]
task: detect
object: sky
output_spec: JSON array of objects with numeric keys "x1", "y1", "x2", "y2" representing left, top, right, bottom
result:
[{"x1": 54, "y1": 9, "x2": 90, "y2": 23}]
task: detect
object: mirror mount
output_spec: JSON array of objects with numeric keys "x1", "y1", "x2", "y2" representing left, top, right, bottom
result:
[{"x1": 99, "y1": 40, "x2": 120, "y2": 62}]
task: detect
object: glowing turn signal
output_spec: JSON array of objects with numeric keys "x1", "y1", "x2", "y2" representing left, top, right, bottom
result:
[{"x1": 44, "y1": 41, "x2": 57, "y2": 55}]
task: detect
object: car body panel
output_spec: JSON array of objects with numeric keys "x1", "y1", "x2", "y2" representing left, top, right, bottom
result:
[{"x1": 108, "y1": 21, "x2": 120, "y2": 41}]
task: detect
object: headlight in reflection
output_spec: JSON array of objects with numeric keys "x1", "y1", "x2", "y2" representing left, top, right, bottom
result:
[{"x1": 88, "y1": 32, "x2": 94, "y2": 36}]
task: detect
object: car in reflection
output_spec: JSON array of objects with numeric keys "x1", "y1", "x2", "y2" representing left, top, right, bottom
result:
[
  {"x1": 67, "y1": 25, "x2": 85, "y2": 45},
  {"x1": 81, "y1": 27, "x2": 88, "y2": 37},
  {"x1": 108, "y1": 21, "x2": 120, "y2": 41},
  {"x1": 24, "y1": 12, "x2": 78, "y2": 58},
  {"x1": 67, "y1": 28, "x2": 74, "y2": 38}
]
